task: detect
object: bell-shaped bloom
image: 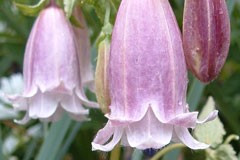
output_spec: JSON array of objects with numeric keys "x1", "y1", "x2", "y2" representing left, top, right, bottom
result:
[
  {"x1": 183, "y1": 0, "x2": 230, "y2": 83},
  {"x1": 92, "y1": 0, "x2": 218, "y2": 151},
  {"x1": 95, "y1": 37, "x2": 111, "y2": 113},
  {"x1": 9, "y1": 2, "x2": 98, "y2": 124},
  {"x1": 72, "y1": 7, "x2": 95, "y2": 92}
]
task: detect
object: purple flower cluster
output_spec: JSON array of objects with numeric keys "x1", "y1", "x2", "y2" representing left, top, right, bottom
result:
[{"x1": 9, "y1": 0, "x2": 230, "y2": 151}]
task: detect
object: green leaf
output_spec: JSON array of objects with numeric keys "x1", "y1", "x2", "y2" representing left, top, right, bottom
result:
[
  {"x1": 14, "y1": 0, "x2": 49, "y2": 16},
  {"x1": 194, "y1": 97, "x2": 226, "y2": 147},
  {"x1": 36, "y1": 115, "x2": 72, "y2": 160},
  {"x1": 187, "y1": 78, "x2": 205, "y2": 110},
  {"x1": 63, "y1": 0, "x2": 76, "y2": 18},
  {"x1": 206, "y1": 144, "x2": 238, "y2": 160},
  {"x1": 131, "y1": 149, "x2": 143, "y2": 160},
  {"x1": 55, "y1": 122, "x2": 82, "y2": 160},
  {"x1": 23, "y1": 138, "x2": 38, "y2": 160},
  {"x1": 227, "y1": 0, "x2": 236, "y2": 16},
  {"x1": 0, "y1": 125, "x2": 4, "y2": 160}
]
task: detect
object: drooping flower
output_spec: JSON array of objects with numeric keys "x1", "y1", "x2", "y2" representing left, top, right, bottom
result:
[
  {"x1": 92, "y1": 0, "x2": 218, "y2": 151},
  {"x1": 72, "y1": 7, "x2": 95, "y2": 92},
  {"x1": 95, "y1": 37, "x2": 111, "y2": 114},
  {"x1": 183, "y1": 0, "x2": 230, "y2": 83},
  {"x1": 9, "y1": 1, "x2": 98, "y2": 124}
]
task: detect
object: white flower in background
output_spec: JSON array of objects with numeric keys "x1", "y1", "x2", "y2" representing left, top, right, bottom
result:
[{"x1": 0, "y1": 73, "x2": 23, "y2": 120}]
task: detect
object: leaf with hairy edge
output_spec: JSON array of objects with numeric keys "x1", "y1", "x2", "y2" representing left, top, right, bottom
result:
[
  {"x1": 63, "y1": 0, "x2": 76, "y2": 18},
  {"x1": 194, "y1": 97, "x2": 226, "y2": 147},
  {"x1": 14, "y1": 0, "x2": 48, "y2": 16},
  {"x1": 206, "y1": 144, "x2": 238, "y2": 160}
]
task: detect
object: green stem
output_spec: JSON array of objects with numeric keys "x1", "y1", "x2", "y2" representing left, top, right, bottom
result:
[
  {"x1": 109, "y1": 0, "x2": 117, "y2": 12},
  {"x1": 131, "y1": 149, "x2": 143, "y2": 160},
  {"x1": 110, "y1": 143, "x2": 121, "y2": 160},
  {"x1": 0, "y1": 125, "x2": 4, "y2": 160},
  {"x1": 150, "y1": 144, "x2": 185, "y2": 160},
  {"x1": 224, "y1": 134, "x2": 239, "y2": 144},
  {"x1": 104, "y1": 0, "x2": 111, "y2": 26},
  {"x1": 43, "y1": 122, "x2": 49, "y2": 139}
]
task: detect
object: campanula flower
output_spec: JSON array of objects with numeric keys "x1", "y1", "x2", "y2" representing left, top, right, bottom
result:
[
  {"x1": 9, "y1": 1, "x2": 98, "y2": 124},
  {"x1": 183, "y1": 0, "x2": 230, "y2": 83},
  {"x1": 92, "y1": 0, "x2": 218, "y2": 151},
  {"x1": 72, "y1": 7, "x2": 95, "y2": 91}
]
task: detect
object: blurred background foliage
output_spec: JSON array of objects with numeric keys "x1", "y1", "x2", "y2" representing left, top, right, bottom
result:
[{"x1": 0, "y1": 0, "x2": 239, "y2": 160}]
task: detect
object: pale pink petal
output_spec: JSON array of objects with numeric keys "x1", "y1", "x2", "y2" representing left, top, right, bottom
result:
[
  {"x1": 92, "y1": 122, "x2": 123, "y2": 152},
  {"x1": 174, "y1": 126, "x2": 209, "y2": 149},
  {"x1": 169, "y1": 110, "x2": 218, "y2": 128},
  {"x1": 8, "y1": 96, "x2": 28, "y2": 110},
  {"x1": 126, "y1": 109, "x2": 173, "y2": 149},
  {"x1": 120, "y1": 132, "x2": 129, "y2": 146},
  {"x1": 41, "y1": 106, "x2": 64, "y2": 122},
  {"x1": 168, "y1": 112, "x2": 198, "y2": 128},
  {"x1": 196, "y1": 110, "x2": 218, "y2": 124},
  {"x1": 73, "y1": 7, "x2": 95, "y2": 92},
  {"x1": 14, "y1": 113, "x2": 30, "y2": 124},
  {"x1": 29, "y1": 91, "x2": 59, "y2": 118},
  {"x1": 68, "y1": 113, "x2": 89, "y2": 121},
  {"x1": 27, "y1": 6, "x2": 80, "y2": 92},
  {"x1": 61, "y1": 93, "x2": 89, "y2": 114},
  {"x1": 108, "y1": 0, "x2": 188, "y2": 122},
  {"x1": 76, "y1": 89, "x2": 98, "y2": 108}
]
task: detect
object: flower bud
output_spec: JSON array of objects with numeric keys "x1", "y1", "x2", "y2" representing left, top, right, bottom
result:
[
  {"x1": 92, "y1": 0, "x2": 217, "y2": 151},
  {"x1": 9, "y1": 2, "x2": 98, "y2": 124},
  {"x1": 72, "y1": 6, "x2": 95, "y2": 91},
  {"x1": 183, "y1": 0, "x2": 230, "y2": 83},
  {"x1": 95, "y1": 37, "x2": 111, "y2": 114}
]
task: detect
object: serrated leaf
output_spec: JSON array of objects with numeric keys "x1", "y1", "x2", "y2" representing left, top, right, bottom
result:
[
  {"x1": 63, "y1": 0, "x2": 76, "y2": 18},
  {"x1": 206, "y1": 144, "x2": 238, "y2": 160},
  {"x1": 14, "y1": 0, "x2": 48, "y2": 16},
  {"x1": 194, "y1": 97, "x2": 226, "y2": 147}
]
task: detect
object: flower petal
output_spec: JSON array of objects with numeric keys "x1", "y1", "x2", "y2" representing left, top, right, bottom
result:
[
  {"x1": 14, "y1": 113, "x2": 30, "y2": 124},
  {"x1": 92, "y1": 122, "x2": 123, "y2": 152},
  {"x1": 174, "y1": 126, "x2": 209, "y2": 149},
  {"x1": 61, "y1": 93, "x2": 89, "y2": 114},
  {"x1": 41, "y1": 106, "x2": 64, "y2": 122},
  {"x1": 169, "y1": 112, "x2": 198, "y2": 128},
  {"x1": 76, "y1": 89, "x2": 98, "y2": 108},
  {"x1": 68, "y1": 113, "x2": 89, "y2": 121},
  {"x1": 168, "y1": 110, "x2": 218, "y2": 128},
  {"x1": 29, "y1": 91, "x2": 59, "y2": 118},
  {"x1": 196, "y1": 110, "x2": 218, "y2": 124},
  {"x1": 73, "y1": 7, "x2": 95, "y2": 92},
  {"x1": 126, "y1": 108, "x2": 173, "y2": 149}
]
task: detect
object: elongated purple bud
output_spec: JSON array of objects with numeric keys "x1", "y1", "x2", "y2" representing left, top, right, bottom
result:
[
  {"x1": 8, "y1": 3, "x2": 98, "y2": 124},
  {"x1": 183, "y1": 0, "x2": 230, "y2": 83},
  {"x1": 92, "y1": 0, "x2": 217, "y2": 151},
  {"x1": 95, "y1": 38, "x2": 111, "y2": 113}
]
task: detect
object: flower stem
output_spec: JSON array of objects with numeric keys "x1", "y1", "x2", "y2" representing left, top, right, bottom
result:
[
  {"x1": 150, "y1": 143, "x2": 185, "y2": 160},
  {"x1": 110, "y1": 143, "x2": 121, "y2": 160},
  {"x1": 224, "y1": 134, "x2": 239, "y2": 144},
  {"x1": 104, "y1": 0, "x2": 111, "y2": 26}
]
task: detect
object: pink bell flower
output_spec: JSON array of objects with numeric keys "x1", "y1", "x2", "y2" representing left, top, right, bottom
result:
[
  {"x1": 9, "y1": 1, "x2": 98, "y2": 124},
  {"x1": 92, "y1": 0, "x2": 218, "y2": 151},
  {"x1": 72, "y1": 7, "x2": 95, "y2": 92},
  {"x1": 183, "y1": 0, "x2": 230, "y2": 83}
]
